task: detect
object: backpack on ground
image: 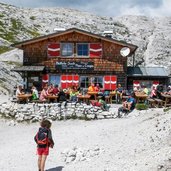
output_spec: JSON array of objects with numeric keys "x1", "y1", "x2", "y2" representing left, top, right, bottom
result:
[{"x1": 34, "y1": 127, "x2": 49, "y2": 145}]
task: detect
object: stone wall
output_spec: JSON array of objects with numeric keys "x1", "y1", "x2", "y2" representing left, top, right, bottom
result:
[{"x1": 0, "y1": 101, "x2": 119, "y2": 122}]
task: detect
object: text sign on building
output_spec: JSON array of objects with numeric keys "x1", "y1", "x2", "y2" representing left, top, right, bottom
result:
[{"x1": 55, "y1": 61, "x2": 94, "y2": 70}]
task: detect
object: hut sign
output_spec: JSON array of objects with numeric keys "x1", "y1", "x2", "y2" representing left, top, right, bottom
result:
[{"x1": 55, "y1": 61, "x2": 94, "y2": 70}]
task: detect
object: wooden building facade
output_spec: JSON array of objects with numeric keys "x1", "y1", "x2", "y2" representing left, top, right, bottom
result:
[{"x1": 12, "y1": 28, "x2": 138, "y2": 91}]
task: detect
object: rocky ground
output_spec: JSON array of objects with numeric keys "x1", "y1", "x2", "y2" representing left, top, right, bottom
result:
[{"x1": 1, "y1": 95, "x2": 171, "y2": 171}]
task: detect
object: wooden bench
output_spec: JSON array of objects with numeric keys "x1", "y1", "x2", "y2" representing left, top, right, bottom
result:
[
  {"x1": 147, "y1": 98, "x2": 156, "y2": 108},
  {"x1": 31, "y1": 99, "x2": 46, "y2": 103},
  {"x1": 154, "y1": 98, "x2": 163, "y2": 108}
]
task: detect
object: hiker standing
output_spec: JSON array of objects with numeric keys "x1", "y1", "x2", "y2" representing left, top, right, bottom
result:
[{"x1": 34, "y1": 119, "x2": 54, "y2": 171}]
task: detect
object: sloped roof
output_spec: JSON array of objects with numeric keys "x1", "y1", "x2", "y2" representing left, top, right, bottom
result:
[
  {"x1": 127, "y1": 67, "x2": 168, "y2": 77},
  {"x1": 12, "y1": 28, "x2": 138, "y2": 52},
  {"x1": 11, "y1": 66, "x2": 44, "y2": 72}
]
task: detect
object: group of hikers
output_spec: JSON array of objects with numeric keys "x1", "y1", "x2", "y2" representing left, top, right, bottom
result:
[{"x1": 15, "y1": 82, "x2": 171, "y2": 115}]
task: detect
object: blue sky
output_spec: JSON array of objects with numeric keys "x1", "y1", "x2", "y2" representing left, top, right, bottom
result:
[{"x1": 1, "y1": 0, "x2": 171, "y2": 17}]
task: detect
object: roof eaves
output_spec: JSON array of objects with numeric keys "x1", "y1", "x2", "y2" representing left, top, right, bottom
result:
[{"x1": 12, "y1": 27, "x2": 138, "y2": 51}]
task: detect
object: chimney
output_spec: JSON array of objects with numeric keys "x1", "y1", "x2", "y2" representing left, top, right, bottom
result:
[
  {"x1": 54, "y1": 28, "x2": 66, "y2": 33},
  {"x1": 103, "y1": 30, "x2": 113, "y2": 38}
]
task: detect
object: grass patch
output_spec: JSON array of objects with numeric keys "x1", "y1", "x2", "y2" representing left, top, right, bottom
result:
[
  {"x1": 3, "y1": 61, "x2": 22, "y2": 66},
  {"x1": 0, "y1": 31, "x2": 15, "y2": 42},
  {"x1": 26, "y1": 29, "x2": 40, "y2": 37},
  {"x1": 0, "y1": 14, "x2": 4, "y2": 17},
  {"x1": 11, "y1": 18, "x2": 23, "y2": 30},
  {"x1": 0, "y1": 20, "x2": 4, "y2": 27},
  {"x1": 0, "y1": 46, "x2": 12, "y2": 54},
  {"x1": 136, "y1": 103, "x2": 148, "y2": 110}
]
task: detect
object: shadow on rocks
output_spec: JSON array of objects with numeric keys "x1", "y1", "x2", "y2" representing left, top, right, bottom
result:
[{"x1": 46, "y1": 166, "x2": 64, "y2": 171}]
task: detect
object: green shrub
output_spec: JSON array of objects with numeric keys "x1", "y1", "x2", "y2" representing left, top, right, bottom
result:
[
  {"x1": 163, "y1": 107, "x2": 171, "y2": 112},
  {"x1": 136, "y1": 103, "x2": 148, "y2": 110},
  {"x1": 30, "y1": 16, "x2": 36, "y2": 20}
]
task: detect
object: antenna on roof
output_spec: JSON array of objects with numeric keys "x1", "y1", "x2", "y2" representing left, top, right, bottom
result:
[
  {"x1": 103, "y1": 30, "x2": 113, "y2": 38},
  {"x1": 120, "y1": 47, "x2": 130, "y2": 57},
  {"x1": 54, "y1": 28, "x2": 66, "y2": 32}
]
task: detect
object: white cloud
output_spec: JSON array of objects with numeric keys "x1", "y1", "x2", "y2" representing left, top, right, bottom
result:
[
  {"x1": 0, "y1": 0, "x2": 171, "y2": 17},
  {"x1": 119, "y1": 0, "x2": 171, "y2": 17}
]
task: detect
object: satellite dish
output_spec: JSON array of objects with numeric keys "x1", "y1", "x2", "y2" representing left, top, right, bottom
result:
[{"x1": 120, "y1": 47, "x2": 130, "y2": 57}]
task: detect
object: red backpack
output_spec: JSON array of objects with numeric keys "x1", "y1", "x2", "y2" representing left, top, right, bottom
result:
[{"x1": 34, "y1": 127, "x2": 49, "y2": 145}]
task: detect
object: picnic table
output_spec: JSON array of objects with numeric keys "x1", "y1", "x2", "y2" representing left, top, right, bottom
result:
[
  {"x1": 135, "y1": 92, "x2": 148, "y2": 103},
  {"x1": 47, "y1": 95, "x2": 58, "y2": 103},
  {"x1": 161, "y1": 93, "x2": 171, "y2": 107},
  {"x1": 17, "y1": 94, "x2": 32, "y2": 103},
  {"x1": 77, "y1": 94, "x2": 91, "y2": 104},
  {"x1": 87, "y1": 91, "x2": 98, "y2": 100}
]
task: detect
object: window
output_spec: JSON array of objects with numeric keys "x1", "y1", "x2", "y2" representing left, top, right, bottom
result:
[
  {"x1": 80, "y1": 76, "x2": 89, "y2": 88},
  {"x1": 80, "y1": 76, "x2": 103, "y2": 88},
  {"x1": 49, "y1": 75, "x2": 60, "y2": 86},
  {"x1": 61, "y1": 43, "x2": 73, "y2": 56},
  {"x1": 94, "y1": 77, "x2": 103, "y2": 88},
  {"x1": 77, "y1": 43, "x2": 89, "y2": 56}
]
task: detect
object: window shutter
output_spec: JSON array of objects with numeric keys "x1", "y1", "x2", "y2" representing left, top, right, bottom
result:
[
  {"x1": 42, "y1": 74, "x2": 49, "y2": 88},
  {"x1": 89, "y1": 43, "x2": 102, "y2": 58},
  {"x1": 104, "y1": 75, "x2": 117, "y2": 90},
  {"x1": 111, "y1": 76, "x2": 117, "y2": 90},
  {"x1": 133, "y1": 81, "x2": 140, "y2": 89},
  {"x1": 61, "y1": 75, "x2": 80, "y2": 89},
  {"x1": 61, "y1": 75, "x2": 67, "y2": 89},
  {"x1": 152, "y1": 81, "x2": 159, "y2": 89},
  {"x1": 104, "y1": 76, "x2": 111, "y2": 90},
  {"x1": 48, "y1": 43, "x2": 60, "y2": 57},
  {"x1": 67, "y1": 75, "x2": 73, "y2": 88},
  {"x1": 73, "y1": 75, "x2": 79, "y2": 86}
]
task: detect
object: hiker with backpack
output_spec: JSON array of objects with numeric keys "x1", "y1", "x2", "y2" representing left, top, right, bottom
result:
[{"x1": 34, "y1": 119, "x2": 54, "y2": 171}]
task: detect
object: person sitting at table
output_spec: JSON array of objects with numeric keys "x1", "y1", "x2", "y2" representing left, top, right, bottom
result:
[
  {"x1": 123, "y1": 93, "x2": 136, "y2": 112},
  {"x1": 39, "y1": 85, "x2": 48, "y2": 102},
  {"x1": 31, "y1": 86, "x2": 39, "y2": 100},
  {"x1": 15, "y1": 85, "x2": 25, "y2": 103},
  {"x1": 58, "y1": 87, "x2": 67, "y2": 102},
  {"x1": 88, "y1": 83, "x2": 95, "y2": 92},
  {"x1": 143, "y1": 85, "x2": 149, "y2": 95},
  {"x1": 16, "y1": 85, "x2": 24, "y2": 99},
  {"x1": 150, "y1": 87, "x2": 157, "y2": 98},
  {"x1": 53, "y1": 84, "x2": 59, "y2": 95},
  {"x1": 70, "y1": 86, "x2": 79, "y2": 102},
  {"x1": 47, "y1": 84, "x2": 54, "y2": 95},
  {"x1": 156, "y1": 83, "x2": 164, "y2": 99},
  {"x1": 94, "y1": 83, "x2": 100, "y2": 92},
  {"x1": 117, "y1": 93, "x2": 136, "y2": 118},
  {"x1": 75, "y1": 83, "x2": 80, "y2": 92},
  {"x1": 98, "y1": 96, "x2": 110, "y2": 111},
  {"x1": 115, "y1": 84, "x2": 123, "y2": 103},
  {"x1": 166, "y1": 85, "x2": 171, "y2": 94}
]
